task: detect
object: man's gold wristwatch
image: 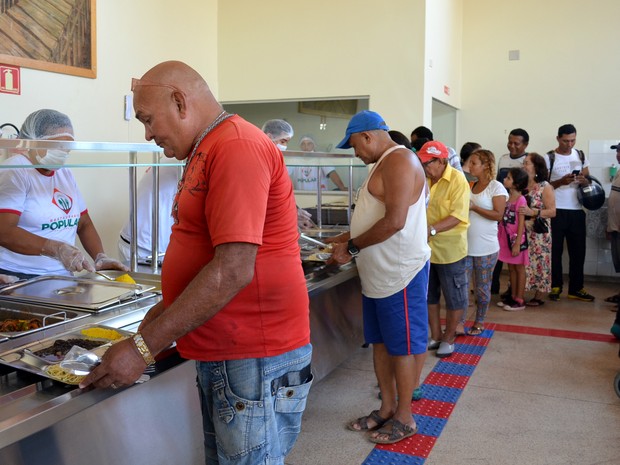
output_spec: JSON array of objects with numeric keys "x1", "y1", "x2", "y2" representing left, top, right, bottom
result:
[{"x1": 133, "y1": 332, "x2": 155, "y2": 366}]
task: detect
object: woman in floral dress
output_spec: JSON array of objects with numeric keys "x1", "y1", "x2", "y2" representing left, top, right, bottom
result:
[{"x1": 519, "y1": 153, "x2": 556, "y2": 306}]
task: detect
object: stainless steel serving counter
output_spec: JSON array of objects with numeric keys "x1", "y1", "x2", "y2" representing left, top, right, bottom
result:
[
  {"x1": 0, "y1": 261, "x2": 363, "y2": 465},
  {"x1": 304, "y1": 262, "x2": 364, "y2": 382}
]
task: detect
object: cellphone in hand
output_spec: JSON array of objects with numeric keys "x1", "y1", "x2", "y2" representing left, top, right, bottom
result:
[{"x1": 572, "y1": 170, "x2": 580, "y2": 175}]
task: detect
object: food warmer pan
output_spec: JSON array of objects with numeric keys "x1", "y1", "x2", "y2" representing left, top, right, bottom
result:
[
  {"x1": 0, "y1": 324, "x2": 133, "y2": 381},
  {"x1": 0, "y1": 300, "x2": 88, "y2": 338},
  {"x1": 0, "y1": 276, "x2": 155, "y2": 312}
]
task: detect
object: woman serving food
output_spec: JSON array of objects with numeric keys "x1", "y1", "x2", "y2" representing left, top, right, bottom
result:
[{"x1": 0, "y1": 109, "x2": 128, "y2": 280}]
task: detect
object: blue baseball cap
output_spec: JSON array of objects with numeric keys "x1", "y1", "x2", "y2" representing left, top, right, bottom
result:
[{"x1": 336, "y1": 110, "x2": 390, "y2": 149}]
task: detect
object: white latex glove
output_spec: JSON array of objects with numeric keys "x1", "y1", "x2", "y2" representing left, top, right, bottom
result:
[
  {"x1": 0, "y1": 274, "x2": 19, "y2": 284},
  {"x1": 41, "y1": 239, "x2": 95, "y2": 273},
  {"x1": 297, "y1": 208, "x2": 316, "y2": 230},
  {"x1": 94, "y1": 253, "x2": 130, "y2": 272}
]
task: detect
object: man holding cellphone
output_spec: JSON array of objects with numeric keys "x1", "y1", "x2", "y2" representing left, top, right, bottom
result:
[{"x1": 544, "y1": 124, "x2": 594, "y2": 302}]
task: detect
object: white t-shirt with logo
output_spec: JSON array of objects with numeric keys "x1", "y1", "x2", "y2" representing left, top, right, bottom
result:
[
  {"x1": 544, "y1": 149, "x2": 590, "y2": 210},
  {"x1": 288, "y1": 166, "x2": 336, "y2": 190},
  {"x1": 0, "y1": 155, "x2": 86, "y2": 275}
]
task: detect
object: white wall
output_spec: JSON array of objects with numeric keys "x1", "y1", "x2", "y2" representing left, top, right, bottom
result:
[{"x1": 425, "y1": 0, "x2": 463, "y2": 121}]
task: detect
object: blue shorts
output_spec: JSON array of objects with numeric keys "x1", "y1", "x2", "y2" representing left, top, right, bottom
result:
[
  {"x1": 363, "y1": 261, "x2": 430, "y2": 356},
  {"x1": 427, "y1": 258, "x2": 468, "y2": 310},
  {"x1": 196, "y1": 344, "x2": 313, "y2": 465}
]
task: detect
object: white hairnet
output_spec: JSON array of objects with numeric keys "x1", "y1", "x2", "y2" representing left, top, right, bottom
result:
[
  {"x1": 261, "y1": 119, "x2": 293, "y2": 141},
  {"x1": 299, "y1": 135, "x2": 316, "y2": 151},
  {"x1": 19, "y1": 109, "x2": 74, "y2": 140}
]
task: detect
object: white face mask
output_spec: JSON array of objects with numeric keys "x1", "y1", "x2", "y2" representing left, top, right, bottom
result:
[
  {"x1": 36, "y1": 149, "x2": 69, "y2": 169},
  {"x1": 276, "y1": 144, "x2": 288, "y2": 151}
]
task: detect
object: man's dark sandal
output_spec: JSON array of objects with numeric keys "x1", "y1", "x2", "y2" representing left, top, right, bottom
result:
[{"x1": 347, "y1": 410, "x2": 389, "y2": 432}]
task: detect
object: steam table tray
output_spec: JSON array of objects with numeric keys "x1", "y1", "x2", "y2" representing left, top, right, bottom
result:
[{"x1": 0, "y1": 276, "x2": 155, "y2": 312}]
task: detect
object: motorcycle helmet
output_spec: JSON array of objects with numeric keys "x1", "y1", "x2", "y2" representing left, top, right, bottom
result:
[{"x1": 577, "y1": 175, "x2": 605, "y2": 211}]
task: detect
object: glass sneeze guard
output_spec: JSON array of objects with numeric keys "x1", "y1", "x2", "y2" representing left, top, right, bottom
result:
[
  {"x1": 283, "y1": 150, "x2": 366, "y2": 228},
  {"x1": 0, "y1": 139, "x2": 181, "y2": 274}
]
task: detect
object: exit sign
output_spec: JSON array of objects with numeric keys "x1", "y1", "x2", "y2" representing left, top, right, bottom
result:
[{"x1": 0, "y1": 65, "x2": 20, "y2": 95}]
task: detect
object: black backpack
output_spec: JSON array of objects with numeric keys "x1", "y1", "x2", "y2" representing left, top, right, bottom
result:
[{"x1": 546, "y1": 149, "x2": 585, "y2": 181}]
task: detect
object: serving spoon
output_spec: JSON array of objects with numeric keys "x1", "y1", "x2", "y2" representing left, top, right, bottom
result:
[
  {"x1": 95, "y1": 271, "x2": 115, "y2": 281},
  {"x1": 299, "y1": 233, "x2": 329, "y2": 249}
]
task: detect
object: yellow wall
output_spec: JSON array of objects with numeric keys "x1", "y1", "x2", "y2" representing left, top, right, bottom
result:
[
  {"x1": 217, "y1": 0, "x2": 428, "y2": 134},
  {"x1": 1, "y1": 0, "x2": 218, "y2": 141},
  {"x1": 460, "y1": 0, "x2": 620, "y2": 156}
]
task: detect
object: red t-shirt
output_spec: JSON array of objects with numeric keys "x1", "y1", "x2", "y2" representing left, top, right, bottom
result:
[{"x1": 162, "y1": 115, "x2": 310, "y2": 361}]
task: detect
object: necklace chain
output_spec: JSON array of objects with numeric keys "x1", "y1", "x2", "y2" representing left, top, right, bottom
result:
[
  {"x1": 186, "y1": 110, "x2": 231, "y2": 166},
  {"x1": 171, "y1": 110, "x2": 234, "y2": 224}
]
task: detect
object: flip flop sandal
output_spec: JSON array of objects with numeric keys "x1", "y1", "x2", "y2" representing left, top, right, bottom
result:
[
  {"x1": 467, "y1": 324, "x2": 484, "y2": 336},
  {"x1": 347, "y1": 409, "x2": 389, "y2": 432},
  {"x1": 368, "y1": 418, "x2": 418, "y2": 444},
  {"x1": 526, "y1": 298, "x2": 545, "y2": 307}
]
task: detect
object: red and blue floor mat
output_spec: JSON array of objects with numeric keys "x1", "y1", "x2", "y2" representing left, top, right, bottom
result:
[
  {"x1": 360, "y1": 322, "x2": 618, "y2": 465},
  {"x1": 362, "y1": 327, "x2": 494, "y2": 465}
]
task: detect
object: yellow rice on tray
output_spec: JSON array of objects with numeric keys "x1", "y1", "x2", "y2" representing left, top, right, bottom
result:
[{"x1": 80, "y1": 327, "x2": 124, "y2": 340}]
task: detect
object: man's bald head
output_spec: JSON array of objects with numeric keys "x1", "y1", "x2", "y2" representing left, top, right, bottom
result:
[
  {"x1": 132, "y1": 61, "x2": 223, "y2": 160},
  {"x1": 140, "y1": 61, "x2": 210, "y2": 96}
]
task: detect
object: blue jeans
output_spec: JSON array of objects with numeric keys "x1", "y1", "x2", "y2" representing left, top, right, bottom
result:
[{"x1": 196, "y1": 343, "x2": 313, "y2": 465}]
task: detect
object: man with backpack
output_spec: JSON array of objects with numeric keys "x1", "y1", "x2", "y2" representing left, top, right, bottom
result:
[{"x1": 544, "y1": 124, "x2": 594, "y2": 302}]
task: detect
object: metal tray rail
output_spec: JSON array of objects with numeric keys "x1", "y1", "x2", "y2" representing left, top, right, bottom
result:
[{"x1": 82, "y1": 270, "x2": 162, "y2": 293}]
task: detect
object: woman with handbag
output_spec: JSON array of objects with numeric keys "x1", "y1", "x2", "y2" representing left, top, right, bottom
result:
[{"x1": 519, "y1": 153, "x2": 556, "y2": 306}]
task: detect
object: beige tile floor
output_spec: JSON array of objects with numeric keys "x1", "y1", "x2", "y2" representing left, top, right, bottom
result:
[{"x1": 286, "y1": 277, "x2": 620, "y2": 465}]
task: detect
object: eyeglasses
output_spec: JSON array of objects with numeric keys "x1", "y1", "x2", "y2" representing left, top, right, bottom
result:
[
  {"x1": 422, "y1": 158, "x2": 438, "y2": 168},
  {"x1": 131, "y1": 78, "x2": 181, "y2": 93}
]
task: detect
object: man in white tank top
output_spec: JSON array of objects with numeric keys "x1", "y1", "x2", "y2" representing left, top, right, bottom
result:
[{"x1": 329, "y1": 110, "x2": 431, "y2": 445}]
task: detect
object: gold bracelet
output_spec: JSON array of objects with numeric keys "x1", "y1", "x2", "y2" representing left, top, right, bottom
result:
[{"x1": 132, "y1": 332, "x2": 155, "y2": 366}]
